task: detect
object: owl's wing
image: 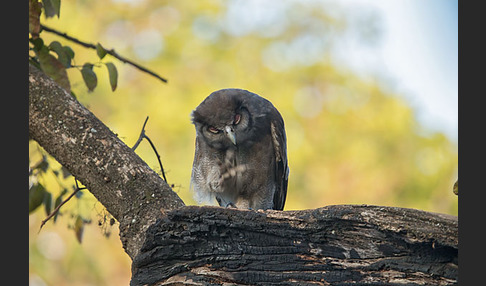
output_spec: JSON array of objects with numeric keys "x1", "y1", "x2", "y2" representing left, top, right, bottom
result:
[{"x1": 271, "y1": 118, "x2": 289, "y2": 211}]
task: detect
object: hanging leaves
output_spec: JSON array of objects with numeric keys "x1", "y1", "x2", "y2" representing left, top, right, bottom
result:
[
  {"x1": 41, "y1": 0, "x2": 61, "y2": 18},
  {"x1": 34, "y1": 44, "x2": 71, "y2": 92},
  {"x1": 29, "y1": 183, "x2": 48, "y2": 213},
  {"x1": 48, "y1": 41, "x2": 74, "y2": 68},
  {"x1": 105, "y1": 62, "x2": 118, "y2": 91},
  {"x1": 81, "y1": 63, "x2": 98, "y2": 92},
  {"x1": 97, "y1": 44, "x2": 119, "y2": 92},
  {"x1": 96, "y1": 43, "x2": 107, "y2": 59},
  {"x1": 43, "y1": 191, "x2": 53, "y2": 215},
  {"x1": 74, "y1": 215, "x2": 85, "y2": 243}
]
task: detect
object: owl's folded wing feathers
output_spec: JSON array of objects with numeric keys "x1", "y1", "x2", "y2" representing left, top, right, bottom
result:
[{"x1": 270, "y1": 117, "x2": 289, "y2": 211}]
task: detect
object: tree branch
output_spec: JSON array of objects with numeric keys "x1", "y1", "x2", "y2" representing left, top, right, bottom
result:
[
  {"x1": 40, "y1": 24, "x2": 168, "y2": 83},
  {"x1": 131, "y1": 205, "x2": 458, "y2": 286},
  {"x1": 29, "y1": 63, "x2": 184, "y2": 259}
]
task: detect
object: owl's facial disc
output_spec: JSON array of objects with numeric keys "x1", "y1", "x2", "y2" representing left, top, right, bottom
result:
[{"x1": 224, "y1": 125, "x2": 237, "y2": 145}]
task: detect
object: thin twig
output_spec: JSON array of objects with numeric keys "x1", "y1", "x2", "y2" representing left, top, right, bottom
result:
[
  {"x1": 132, "y1": 116, "x2": 169, "y2": 184},
  {"x1": 39, "y1": 180, "x2": 86, "y2": 231},
  {"x1": 40, "y1": 24, "x2": 168, "y2": 83},
  {"x1": 144, "y1": 134, "x2": 168, "y2": 183},
  {"x1": 132, "y1": 116, "x2": 150, "y2": 151}
]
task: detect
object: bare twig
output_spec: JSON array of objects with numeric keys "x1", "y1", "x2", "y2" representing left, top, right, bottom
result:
[
  {"x1": 132, "y1": 116, "x2": 150, "y2": 151},
  {"x1": 132, "y1": 116, "x2": 168, "y2": 183},
  {"x1": 40, "y1": 24, "x2": 168, "y2": 83},
  {"x1": 39, "y1": 180, "x2": 86, "y2": 231},
  {"x1": 144, "y1": 134, "x2": 168, "y2": 183}
]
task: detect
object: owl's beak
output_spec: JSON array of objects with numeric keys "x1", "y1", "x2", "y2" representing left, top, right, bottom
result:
[{"x1": 225, "y1": 125, "x2": 237, "y2": 145}]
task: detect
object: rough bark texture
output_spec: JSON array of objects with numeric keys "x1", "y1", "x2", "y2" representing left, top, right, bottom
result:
[
  {"x1": 29, "y1": 63, "x2": 185, "y2": 259},
  {"x1": 131, "y1": 205, "x2": 457, "y2": 286}
]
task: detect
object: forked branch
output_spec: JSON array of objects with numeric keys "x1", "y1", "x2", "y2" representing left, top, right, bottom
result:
[{"x1": 132, "y1": 116, "x2": 168, "y2": 183}]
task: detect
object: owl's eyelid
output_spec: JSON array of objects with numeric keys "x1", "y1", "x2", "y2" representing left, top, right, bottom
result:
[
  {"x1": 234, "y1": 113, "x2": 241, "y2": 125},
  {"x1": 208, "y1": 126, "x2": 221, "y2": 134}
]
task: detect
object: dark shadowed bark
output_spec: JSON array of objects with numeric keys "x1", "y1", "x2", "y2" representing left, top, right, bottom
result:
[
  {"x1": 29, "y1": 64, "x2": 458, "y2": 285},
  {"x1": 131, "y1": 205, "x2": 457, "y2": 286}
]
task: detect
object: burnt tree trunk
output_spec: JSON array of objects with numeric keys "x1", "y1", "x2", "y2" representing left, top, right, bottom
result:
[
  {"x1": 29, "y1": 64, "x2": 458, "y2": 285},
  {"x1": 131, "y1": 205, "x2": 457, "y2": 286}
]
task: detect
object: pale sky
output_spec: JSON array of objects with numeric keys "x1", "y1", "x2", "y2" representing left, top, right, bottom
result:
[{"x1": 336, "y1": 0, "x2": 458, "y2": 142}]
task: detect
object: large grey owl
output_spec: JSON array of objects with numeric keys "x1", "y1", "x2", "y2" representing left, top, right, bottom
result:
[{"x1": 190, "y1": 88, "x2": 289, "y2": 210}]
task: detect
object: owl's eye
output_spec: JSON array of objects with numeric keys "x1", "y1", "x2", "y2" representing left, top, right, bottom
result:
[
  {"x1": 208, "y1": 126, "x2": 220, "y2": 134},
  {"x1": 234, "y1": 114, "x2": 241, "y2": 125}
]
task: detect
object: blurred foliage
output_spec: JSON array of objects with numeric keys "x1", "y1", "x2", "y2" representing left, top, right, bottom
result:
[{"x1": 29, "y1": 0, "x2": 458, "y2": 285}]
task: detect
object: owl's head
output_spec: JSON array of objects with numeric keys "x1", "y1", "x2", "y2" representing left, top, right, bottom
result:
[{"x1": 191, "y1": 88, "x2": 272, "y2": 150}]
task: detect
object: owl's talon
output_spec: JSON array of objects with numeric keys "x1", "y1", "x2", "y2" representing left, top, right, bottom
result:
[{"x1": 226, "y1": 202, "x2": 237, "y2": 208}]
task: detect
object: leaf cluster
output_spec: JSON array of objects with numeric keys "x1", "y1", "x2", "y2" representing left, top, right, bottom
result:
[
  {"x1": 29, "y1": 154, "x2": 74, "y2": 222},
  {"x1": 29, "y1": 0, "x2": 119, "y2": 240},
  {"x1": 29, "y1": 147, "x2": 115, "y2": 242},
  {"x1": 29, "y1": 0, "x2": 118, "y2": 95}
]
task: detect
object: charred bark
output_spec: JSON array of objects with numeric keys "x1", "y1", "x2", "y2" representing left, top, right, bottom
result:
[{"x1": 131, "y1": 205, "x2": 457, "y2": 286}]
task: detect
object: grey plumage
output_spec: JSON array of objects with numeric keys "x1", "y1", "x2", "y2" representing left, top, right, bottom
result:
[{"x1": 190, "y1": 88, "x2": 289, "y2": 210}]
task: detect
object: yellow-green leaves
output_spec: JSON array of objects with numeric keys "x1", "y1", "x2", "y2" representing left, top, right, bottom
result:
[
  {"x1": 38, "y1": 45, "x2": 71, "y2": 93},
  {"x1": 105, "y1": 62, "x2": 118, "y2": 91},
  {"x1": 96, "y1": 43, "x2": 119, "y2": 91},
  {"x1": 48, "y1": 41, "x2": 74, "y2": 68},
  {"x1": 79, "y1": 62, "x2": 118, "y2": 92},
  {"x1": 74, "y1": 216, "x2": 85, "y2": 243},
  {"x1": 96, "y1": 43, "x2": 107, "y2": 59},
  {"x1": 42, "y1": 0, "x2": 61, "y2": 18},
  {"x1": 29, "y1": 1, "x2": 119, "y2": 95},
  {"x1": 29, "y1": 183, "x2": 48, "y2": 213},
  {"x1": 81, "y1": 63, "x2": 97, "y2": 92}
]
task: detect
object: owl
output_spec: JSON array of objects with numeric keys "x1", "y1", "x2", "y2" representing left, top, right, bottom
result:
[{"x1": 190, "y1": 88, "x2": 289, "y2": 210}]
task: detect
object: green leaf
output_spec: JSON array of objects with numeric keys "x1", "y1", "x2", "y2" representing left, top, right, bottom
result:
[
  {"x1": 43, "y1": 191, "x2": 53, "y2": 216},
  {"x1": 81, "y1": 63, "x2": 98, "y2": 92},
  {"x1": 38, "y1": 46, "x2": 71, "y2": 93},
  {"x1": 42, "y1": 0, "x2": 61, "y2": 18},
  {"x1": 63, "y1": 45, "x2": 75, "y2": 60},
  {"x1": 96, "y1": 43, "x2": 107, "y2": 60},
  {"x1": 29, "y1": 0, "x2": 42, "y2": 36},
  {"x1": 48, "y1": 41, "x2": 71, "y2": 68},
  {"x1": 74, "y1": 216, "x2": 85, "y2": 243},
  {"x1": 105, "y1": 62, "x2": 118, "y2": 91},
  {"x1": 29, "y1": 183, "x2": 47, "y2": 213},
  {"x1": 30, "y1": 37, "x2": 44, "y2": 52}
]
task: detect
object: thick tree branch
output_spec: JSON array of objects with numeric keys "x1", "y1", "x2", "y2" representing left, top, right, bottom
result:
[
  {"x1": 29, "y1": 63, "x2": 184, "y2": 259},
  {"x1": 131, "y1": 205, "x2": 458, "y2": 286}
]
